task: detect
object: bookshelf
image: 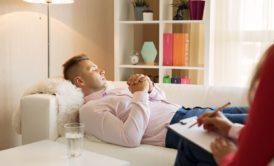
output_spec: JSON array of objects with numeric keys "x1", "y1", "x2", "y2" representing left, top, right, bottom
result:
[{"x1": 114, "y1": 0, "x2": 213, "y2": 85}]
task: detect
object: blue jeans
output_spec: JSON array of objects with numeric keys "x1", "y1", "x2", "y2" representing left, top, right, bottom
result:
[
  {"x1": 175, "y1": 139, "x2": 217, "y2": 166},
  {"x1": 165, "y1": 106, "x2": 248, "y2": 149}
]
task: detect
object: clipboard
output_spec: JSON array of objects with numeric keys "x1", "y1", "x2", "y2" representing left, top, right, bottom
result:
[{"x1": 167, "y1": 116, "x2": 219, "y2": 153}]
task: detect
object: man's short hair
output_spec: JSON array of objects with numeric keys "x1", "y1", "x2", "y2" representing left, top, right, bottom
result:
[{"x1": 63, "y1": 54, "x2": 90, "y2": 82}]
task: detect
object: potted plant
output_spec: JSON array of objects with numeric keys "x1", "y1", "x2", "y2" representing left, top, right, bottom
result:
[
  {"x1": 132, "y1": 0, "x2": 149, "y2": 20},
  {"x1": 171, "y1": 0, "x2": 189, "y2": 20},
  {"x1": 142, "y1": 9, "x2": 154, "y2": 21}
]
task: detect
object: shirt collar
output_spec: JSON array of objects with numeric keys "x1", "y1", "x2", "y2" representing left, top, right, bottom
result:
[{"x1": 84, "y1": 81, "x2": 114, "y2": 103}]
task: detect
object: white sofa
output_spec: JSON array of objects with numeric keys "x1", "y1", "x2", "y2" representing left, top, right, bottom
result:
[{"x1": 20, "y1": 82, "x2": 248, "y2": 166}]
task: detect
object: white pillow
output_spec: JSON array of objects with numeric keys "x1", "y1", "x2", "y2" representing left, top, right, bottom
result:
[{"x1": 13, "y1": 78, "x2": 84, "y2": 136}]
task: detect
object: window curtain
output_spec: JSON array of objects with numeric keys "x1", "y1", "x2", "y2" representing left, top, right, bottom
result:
[{"x1": 212, "y1": 0, "x2": 274, "y2": 87}]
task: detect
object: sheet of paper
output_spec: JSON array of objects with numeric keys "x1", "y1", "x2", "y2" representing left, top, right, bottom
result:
[{"x1": 168, "y1": 116, "x2": 219, "y2": 153}]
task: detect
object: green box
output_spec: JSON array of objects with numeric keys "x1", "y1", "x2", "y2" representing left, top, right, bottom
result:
[{"x1": 163, "y1": 76, "x2": 171, "y2": 83}]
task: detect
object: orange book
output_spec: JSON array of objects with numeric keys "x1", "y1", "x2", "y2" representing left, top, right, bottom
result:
[
  {"x1": 173, "y1": 33, "x2": 189, "y2": 66},
  {"x1": 185, "y1": 34, "x2": 189, "y2": 66}
]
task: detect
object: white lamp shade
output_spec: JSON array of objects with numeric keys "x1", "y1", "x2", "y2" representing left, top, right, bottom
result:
[{"x1": 23, "y1": 0, "x2": 74, "y2": 4}]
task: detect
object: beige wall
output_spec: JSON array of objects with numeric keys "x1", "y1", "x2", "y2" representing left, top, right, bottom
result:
[
  {"x1": 0, "y1": 0, "x2": 114, "y2": 150},
  {"x1": 50, "y1": 0, "x2": 114, "y2": 79}
]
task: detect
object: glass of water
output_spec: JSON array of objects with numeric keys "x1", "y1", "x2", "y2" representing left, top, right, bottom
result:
[{"x1": 64, "y1": 123, "x2": 85, "y2": 157}]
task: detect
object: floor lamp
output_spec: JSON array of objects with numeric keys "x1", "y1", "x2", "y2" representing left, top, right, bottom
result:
[{"x1": 23, "y1": 0, "x2": 74, "y2": 78}]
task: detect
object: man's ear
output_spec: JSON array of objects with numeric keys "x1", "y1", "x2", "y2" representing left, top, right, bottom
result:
[{"x1": 73, "y1": 76, "x2": 84, "y2": 87}]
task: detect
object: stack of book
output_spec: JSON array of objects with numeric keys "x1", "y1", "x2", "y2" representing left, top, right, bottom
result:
[{"x1": 163, "y1": 33, "x2": 190, "y2": 66}]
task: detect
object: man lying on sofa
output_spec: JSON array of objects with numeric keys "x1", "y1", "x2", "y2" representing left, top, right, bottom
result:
[{"x1": 62, "y1": 54, "x2": 247, "y2": 150}]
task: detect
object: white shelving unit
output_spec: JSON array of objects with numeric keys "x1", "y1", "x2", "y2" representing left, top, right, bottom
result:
[{"x1": 114, "y1": 0, "x2": 212, "y2": 85}]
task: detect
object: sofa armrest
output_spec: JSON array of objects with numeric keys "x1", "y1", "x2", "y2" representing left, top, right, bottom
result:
[{"x1": 21, "y1": 94, "x2": 59, "y2": 144}]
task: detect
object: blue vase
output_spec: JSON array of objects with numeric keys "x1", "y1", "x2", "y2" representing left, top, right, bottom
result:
[{"x1": 141, "y1": 41, "x2": 157, "y2": 65}]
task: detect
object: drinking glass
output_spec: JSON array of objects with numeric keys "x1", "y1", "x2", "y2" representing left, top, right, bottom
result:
[{"x1": 64, "y1": 123, "x2": 84, "y2": 157}]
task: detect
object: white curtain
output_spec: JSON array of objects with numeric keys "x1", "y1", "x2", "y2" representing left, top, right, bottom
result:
[{"x1": 212, "y1": 0, "x2": 274, "y2": 87}]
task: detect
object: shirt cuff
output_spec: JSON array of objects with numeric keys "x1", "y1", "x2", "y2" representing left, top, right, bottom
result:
[
  {"x1": 228, "y1": 123, "x2": 244, "y2": 141},
  {"x1": 220, "y1": 152, "x2": 235, "y2": 166},
  {"x1": 132, "y1": 91, "x2": 149, "y2": 102}
]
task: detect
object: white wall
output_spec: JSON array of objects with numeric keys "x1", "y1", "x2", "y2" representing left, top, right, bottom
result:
[{"x1": 0, "y1": 0, "x2": 114, "y2": 150}]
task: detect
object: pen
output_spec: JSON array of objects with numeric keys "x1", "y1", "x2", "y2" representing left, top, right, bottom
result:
[
  {"x1": 180, "y1": 121, "x2": 187, "y2": 125},
  {"x1": 188, "y1": 102, "x2": 231, "y2": 129}
]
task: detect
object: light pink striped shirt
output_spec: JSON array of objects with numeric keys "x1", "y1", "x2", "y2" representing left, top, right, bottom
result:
[{"x1": 79, "y1": 85, "x2": 180, "y2": 147}]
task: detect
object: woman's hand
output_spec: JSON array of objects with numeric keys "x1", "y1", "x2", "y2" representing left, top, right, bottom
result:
[
  {"x1": 211, "y1": 137, "x2": 237, "y2": 164},
  {"x1": 198, "y1": 112, "x2": 233, "y2": 137}
]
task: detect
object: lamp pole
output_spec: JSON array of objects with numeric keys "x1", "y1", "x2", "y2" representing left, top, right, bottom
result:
[
  {"x1": 23, "y1": 0, "x2": 74, "y2": 78},
  {"x1": 47, "y1": 2, "x2": 50, "y2": 78}
]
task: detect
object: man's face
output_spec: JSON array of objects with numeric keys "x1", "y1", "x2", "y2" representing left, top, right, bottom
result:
[{"x1": 77, "y1": 60, "x2": 106, "y2": 91}]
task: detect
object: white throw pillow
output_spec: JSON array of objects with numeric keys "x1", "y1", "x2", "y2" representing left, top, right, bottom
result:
[{"x1": 13, "y1": 78, "x2": 84, "y2": 136}]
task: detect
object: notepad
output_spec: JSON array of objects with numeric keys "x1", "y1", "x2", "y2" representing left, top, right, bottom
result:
[{"x1": 168, "y1": 116, "x2": 219, "y2": 153}]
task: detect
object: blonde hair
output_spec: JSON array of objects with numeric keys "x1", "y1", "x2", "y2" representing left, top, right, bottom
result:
[{"x1": 248, "y1": 44, "x2": 274, "y2": 104}]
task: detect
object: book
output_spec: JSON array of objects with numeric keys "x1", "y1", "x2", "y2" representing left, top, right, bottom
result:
[
  {"x1": 185, "y1": 34, "x2": 190, "y2": 66},
  {"x1": 163, "y1": 33, "x2": 173, "y2": 66},
  {"x1": 173, "y1": 33, "x2": 189, "y2": 66},
  {"x1": 167, "y1": 116, "x2": 219, "y2": 153}
]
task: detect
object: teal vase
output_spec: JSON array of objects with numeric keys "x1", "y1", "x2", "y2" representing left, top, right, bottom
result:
[{"x1": 141, "y1": 41, "x2": 157, "y2": 65}]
